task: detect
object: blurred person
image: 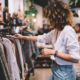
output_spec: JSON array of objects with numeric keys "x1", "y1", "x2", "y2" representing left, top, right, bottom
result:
[{"x1": 75, "y1": 23, "x2": 80, "y2": 42}]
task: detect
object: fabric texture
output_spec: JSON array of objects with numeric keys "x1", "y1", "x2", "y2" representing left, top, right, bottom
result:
[
  {"x1": 49, "y1": 63, "x2": 76, "y2": 80},
  {"x1": 15, "y1": 39, "x2": 24, "y2": 80},
  {"x1": 21, "y1": 32, "x2": 36, "y2": 69},
  {"x1": 3, "y1": 38, "x2": 20, "y2": 80},
  {"x1": 0, "y1": 43, "x2": 11, "y2": 80},
  {"x1": 7, "y1": 37, "x2": 21, "y2": 71}
]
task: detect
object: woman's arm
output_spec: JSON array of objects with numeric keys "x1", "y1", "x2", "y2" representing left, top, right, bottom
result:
[
  {"x1": 22, "y1": 36, "x2": 38, "y2": 42},
  {"x1": 14, "y1": 30, "x2": 54, "y2": 43},
  {"x1": 41, "y1": 48, "x2": 79, "y2": 63},
  {"x1": 14, "y1": 34, "x2": 38, "y2": 42},
  {"x1": 56, "y1": 51, "x2": 79, "y2": 63}
]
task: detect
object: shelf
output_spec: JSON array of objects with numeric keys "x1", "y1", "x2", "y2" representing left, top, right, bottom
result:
[
  {"x1": 0, "y1": 23, "x2": 23, "y2": 27},
  {"x1": 0, "y1": 28, "x2": 11, "y2": 32},
  {"x1": 0, "y1": 22, "x2": 6, "y2": 25},
  {"x1": 37, "y1": 55, "x2": 50, "y2": 58},
  {"x1": 34, "y1": 66, "x2": 51, "y2": 68},
  {"x1": 34, "y1": 55, "x2": 52, "y2": 68},
  {"x1": 34, "y1": 61, "x2": 52, "y2": 63}
]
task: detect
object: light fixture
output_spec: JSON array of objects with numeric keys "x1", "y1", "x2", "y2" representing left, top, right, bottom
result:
[
  {"x1": 27, "y1": 19, "x2": 29, "y2": 21},
  {"x1": 33, "y1": 19, "x2": 36, "y2": 22},
  {"x1": 32, "y1": 13, "x2": 35, "y2": 16}
]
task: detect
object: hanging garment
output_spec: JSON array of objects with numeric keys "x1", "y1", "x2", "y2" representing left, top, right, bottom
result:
[
  {"x1": 15, "y1": 39, "x2": 24, "y2": 80},
  {"x1": 7, "y1": 37, "x2": 21, "y2": 71},
  {"x1": 30, "y1": 41, "x2": 36, "y2": 61},
  {"x1": 35, "y1": 42, "x2": 40, "y2": 55},
  {"x1": 3, "y1": 38, "x2": 20, "y2": 80},
  {"x1": 0, "y1": 43, "x2": 11, "y2": 80},
  {"x1": 22, "y1": 38, "x2": 33, "y2": 69},
  {"x1": 7, "y1": 37, "x2": 23, "y2": 79},
  {"x1": 21, "y1": 33, "x2": 37, "y2": 77},
  {"x1": 22, "y1": 31, "x2": 40, "y2": 55},
  {"x1": 0, "y1": 42, "x2": 9, "y2": 69}
]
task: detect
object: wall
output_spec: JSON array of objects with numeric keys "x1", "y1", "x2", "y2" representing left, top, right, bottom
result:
[
  {"x1": 8, "y1": 0, "x2": 23, "y2": 16},
  {"x1": 0, "y1": 0, "x2": 5, "y2": 11},
  {"x1": 73, "y1": 11, "x2": 80, "y2": 26},
  {"x1": 34, "y1": 4, "x2": 43, "y2": 33},
  {"x1": 62, "y1": 0, "x2": 80, "y2": 26}
]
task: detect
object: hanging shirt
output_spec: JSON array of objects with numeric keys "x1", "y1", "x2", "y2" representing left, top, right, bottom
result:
[
  {"x1": 15, "y1": 39, "x2": 24, "y2": 80},
  {"x1": 3, "y1": 38, "x2": 20, "y2": 80},
  {"x1": 37, "y1": 25, "x2": 80, "y2": 65}
]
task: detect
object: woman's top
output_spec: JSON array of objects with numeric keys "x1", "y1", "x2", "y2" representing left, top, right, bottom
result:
[
  {"x1": 76, "y1": 33, "x2": 80, "y2": 53},
  {"x1": 76, "y1": 33, "x2": 80, "y2": 39},
  {"x1": 38, "y1": 25, "x2": 80, "y2": 65}
]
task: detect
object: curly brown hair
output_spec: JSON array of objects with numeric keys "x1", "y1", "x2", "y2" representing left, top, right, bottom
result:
[{"x1": 43, "y1": 1, "x2": 73, "y2": 31}]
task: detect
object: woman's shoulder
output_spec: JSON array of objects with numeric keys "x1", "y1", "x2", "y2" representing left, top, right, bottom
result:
[
  {"x1": 60, "y1": 25, "x2": 77, "y2": 38},
  {"x1": 62, "y1": 25, "x2": 75, "y2": 34},
  {"x1": 64, "y1": 25, "x2": 74, "y2": 31}
]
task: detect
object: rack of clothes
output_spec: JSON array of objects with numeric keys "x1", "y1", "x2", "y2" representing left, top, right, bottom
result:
[
  {"x1": 20, "y1": 29, "x2": 40, "y2": 79},
  {"x1": 0, "y1": 27, "x2": 40, "y2": 80}
]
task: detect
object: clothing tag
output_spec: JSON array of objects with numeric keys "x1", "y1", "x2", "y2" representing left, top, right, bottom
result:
[{"x1": 22, "y1": 40, "x2": 24, "y2": 44}]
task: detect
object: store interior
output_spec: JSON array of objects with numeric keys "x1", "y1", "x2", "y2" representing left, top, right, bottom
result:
[{"x1": 0, "y1": 0, "x2": 80, "y2": 80}]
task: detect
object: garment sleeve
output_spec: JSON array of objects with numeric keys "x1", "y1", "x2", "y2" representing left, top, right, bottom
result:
[
  {"x1": 37, "y1": 30, "x2": 55, "y2": 43},
  {"x1": 64, "y1": 29, "x2": 80, "y2": 60}
]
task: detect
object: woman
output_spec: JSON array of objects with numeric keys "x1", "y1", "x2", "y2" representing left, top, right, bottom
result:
[
  {"x1": 75, "y1": 23, "x2": 80, "y2": 42},
  {"x1": 14, "y1": 1, "x2": 80, "y2": 80}
]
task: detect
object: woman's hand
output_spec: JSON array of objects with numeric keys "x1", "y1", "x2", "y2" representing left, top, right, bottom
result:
[
  {"x1": 14, "y1": 34, "x2": 23, "y2": 39},
  {"x1": 41, "y1": 48, "x2": 55, "y2": 56}
]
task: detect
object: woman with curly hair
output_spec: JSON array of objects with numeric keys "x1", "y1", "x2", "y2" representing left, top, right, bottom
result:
[{"x1": 14, "y1": 1, "x2": 80, "y2": 80}]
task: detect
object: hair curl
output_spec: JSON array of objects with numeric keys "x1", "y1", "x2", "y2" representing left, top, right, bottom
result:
[{"x1": 43, "y1": 1, "x2": 73, "y2": 31}]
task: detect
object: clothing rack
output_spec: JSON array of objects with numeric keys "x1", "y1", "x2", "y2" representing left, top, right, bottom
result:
[
  {"x1": 20, "y1": 30, "x2": 39, "y2": 80},
  {"x1": 0, "y1": 28, "x2": 11, "y2": 32},
  {"x1": 0, "y1": 23, "x2": 25, "y2": 80},
  {"x1": 0, "y1": 23, "x2": 37, "y2": 80}
]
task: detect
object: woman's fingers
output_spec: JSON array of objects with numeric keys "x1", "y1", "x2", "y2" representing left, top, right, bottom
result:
[
  {"x1": 14, "y1": 34, "x2": 22, "y2": 39},
  {"x1": 41, "y1": 49, "x2": 45, "y2": 55},
  {"x1": 41, "y1": 49, "x2": 44, "y2": 54},
  {"x1": 14, "y1": 34, "x2": 19, "y2": 38}
]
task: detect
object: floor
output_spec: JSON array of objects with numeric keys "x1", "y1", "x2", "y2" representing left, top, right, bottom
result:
[
  {"x1": 29, "y1": 68, "x2": 51, "y2": 80},
  {"x1": 74, "y1": 63, "x2": 80, "y2": 73},
  {"x1": 29, "y1": 63, "x2": 80, "y2": 80}
]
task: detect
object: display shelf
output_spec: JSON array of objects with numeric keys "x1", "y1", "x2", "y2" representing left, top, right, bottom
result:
[
  {"x1": 34, "y1": 66, "x2": 51, "y2": 68},
  {"x1": 37, "y1": 55, "x2": 50, "y2": 58},
  {"x1": 34, "y1": 55, "x2": 52, "y2": 68},
  {"x1": 0, "y1": 28, "x2": 11, "y2": 32},
  {"x1": 34, "y1": 61, "x2": 52, "y2": 63},
  {"x1": 0, "y1": 22, "x2": 6, "y2": 25}
]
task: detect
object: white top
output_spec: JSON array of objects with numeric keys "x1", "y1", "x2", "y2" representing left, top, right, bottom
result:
[
  {"x1": 76, "y1": 33, "x2": 80, "y2": 39},
  {"x1": 38, "y1": 25, "x2": 80, "y2": 65},
  {"x1": 76, "y1": 33, "x2": 80, "y2": 51}
]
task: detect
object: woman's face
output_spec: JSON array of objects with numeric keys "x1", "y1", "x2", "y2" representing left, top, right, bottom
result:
[{"x1": 75, "y1": 25, "x2": 80, "y2": 32}]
